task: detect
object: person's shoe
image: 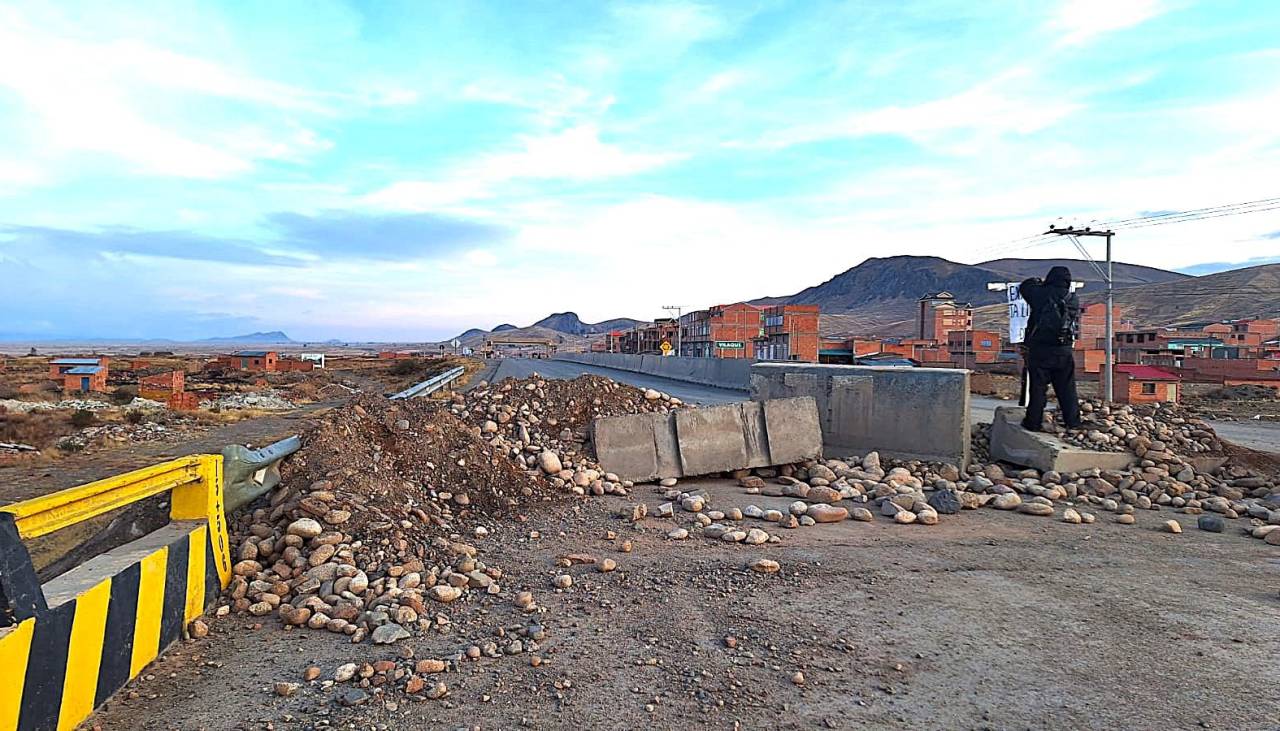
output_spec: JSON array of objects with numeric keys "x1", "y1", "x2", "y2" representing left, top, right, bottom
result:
[{"x1": 1020, "y1": 420, "x2": 1042, "y2": 433}]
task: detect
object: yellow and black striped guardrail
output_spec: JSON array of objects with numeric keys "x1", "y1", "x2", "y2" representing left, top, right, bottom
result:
[{"x1": 0, "y1": 455, "x2": 231, "y2": 731}]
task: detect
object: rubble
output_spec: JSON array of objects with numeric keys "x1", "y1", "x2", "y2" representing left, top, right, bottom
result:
[
  {"x1": 0, "y1": 398, "x2": 113, "y2": 412},
  {"x1": 221, "y1": 374, "x2": 679, "y2": 656},
  {"x1": 205, "y1": 391, "x2": 296, "y2": 411}
]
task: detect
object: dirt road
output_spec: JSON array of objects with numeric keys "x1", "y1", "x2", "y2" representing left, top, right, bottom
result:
[{"x1": 85, "y1": 478, "x2": 1280, "y2": 731}]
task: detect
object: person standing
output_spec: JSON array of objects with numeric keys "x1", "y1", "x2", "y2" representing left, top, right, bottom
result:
[{"x1": 1018, "y1": 265, "x2": 1082, "y2": 431}]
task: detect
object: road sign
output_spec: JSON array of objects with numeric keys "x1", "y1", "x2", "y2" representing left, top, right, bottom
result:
[
  {"x1": 450, "y1": 339, "x2": 461, "y2": 349},
  {"x1": 1004, "y1": 283, "x2": 1030, "y2": 344},
  {"x1": 715, "y1": 341, "x2": 744, "y2": 349},
  {"x1": 660, "y1": 340, "x2": 673, "y2": 355}
]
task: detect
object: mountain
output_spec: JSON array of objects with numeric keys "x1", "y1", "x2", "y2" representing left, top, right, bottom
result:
[
  {"x1": 756, "y1": 255, "x2": 1205, "y2": 337},
  {"x1": 453, "y1": 328, "x2": 488, "y2": 341},
  {"x1": 532, "y1": 312, "x2": 644, "y2": 335},
  {"x1": 198, "y1": 331, "x2": 295, "y2": 343},
  {"x1": 492, "y1": 323, "x2": 517, "y2": 332},
  {"x1": 977, "y1": 258, "x2": 1189, "y2": 287},
  {"x1": 1089, "y1": 263, "x2": 1280, "y2": 327}
]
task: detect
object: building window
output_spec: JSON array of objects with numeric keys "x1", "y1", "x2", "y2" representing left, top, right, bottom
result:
[
  {"x1": 981, "y1": 339, "x2": 992, "y2": 347},
  {"x1": 1141, "y1": 382, "x2": 1156, "y2": 395}
]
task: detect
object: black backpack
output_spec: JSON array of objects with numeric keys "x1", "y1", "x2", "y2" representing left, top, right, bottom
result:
[{"x1": 1030, "y1": 292, "x2": 1078, "y2": 345}]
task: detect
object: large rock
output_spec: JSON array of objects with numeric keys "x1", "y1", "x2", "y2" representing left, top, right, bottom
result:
[
  {"x1": 537, "y1": 451, "x2": 563, "y2": 475},
  {"x1": 927, "y1": 489, "x2": 961, "y2": 515}
]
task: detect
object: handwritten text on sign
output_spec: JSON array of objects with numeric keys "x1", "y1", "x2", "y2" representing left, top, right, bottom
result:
[{"x1": 1006, "y1": 283, "x2": 1030, "y2": 344}]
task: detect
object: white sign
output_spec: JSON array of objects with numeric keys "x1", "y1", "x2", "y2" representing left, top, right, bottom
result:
[
  {"x1": 1006, "y1": 283, "x2": 1030, "y2": 344},
  {"x1": 450, "y1": 339, "x2": 461, "y2": 349}
]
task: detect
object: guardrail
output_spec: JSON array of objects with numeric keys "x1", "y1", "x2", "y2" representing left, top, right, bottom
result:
[
  {"x1": 388, "y1": 366, "x2": 466, "y2": 400},
  {"x1": 222, "y1": 435, "x2": 302, "y2": 513},
  {"x1": 0, "y1": 448, "x2": 255, "y2": 731}
]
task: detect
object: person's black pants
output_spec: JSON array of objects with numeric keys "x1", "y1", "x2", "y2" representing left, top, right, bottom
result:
[{"x1": 1022, "y1": 344, "x2": 1080, "y2": 430}]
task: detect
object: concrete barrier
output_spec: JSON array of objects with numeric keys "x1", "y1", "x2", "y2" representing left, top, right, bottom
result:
[
  {"x1": 0, "y1": 456, "x2": 231, "y2": 731},
  {"x1": 749, "y1": 363, "x2": 971, "y2": 466},
  {"x1": 989, "y1": 406, "x2": 1135, "y2": 472},
  {"x1": 553, "y1": 353, "x2": 753, "y2": 390},
  {"x1": 591, "y1": 397, "x2": 822, "y2": 481}
]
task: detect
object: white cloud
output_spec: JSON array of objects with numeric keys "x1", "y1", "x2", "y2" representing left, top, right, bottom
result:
[
  {"x1": 363, "y1": 125, "x2": 682, "y2": 211},
  {"x1": 0, "y1": 6, "x2": 330, "y2": 179},
  {"x1": 739, "y1": 72, "x2": 1083, "y2": 152},
  {"x1": 475, "y1": 125, "x2": 679, "y2": 181},
  {"x1": 1049, "y1": 0, "x2": 1165, "y2": 47}
]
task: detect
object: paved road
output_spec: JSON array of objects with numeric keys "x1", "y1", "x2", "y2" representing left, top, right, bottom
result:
[{"x1": 479, "y1": 358, "x2": 747, "y2": 405}]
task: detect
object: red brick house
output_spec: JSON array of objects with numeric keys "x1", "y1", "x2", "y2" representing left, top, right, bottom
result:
[{"x1": 1114, "y1": 364, "x2": 1180, "y2": 404}]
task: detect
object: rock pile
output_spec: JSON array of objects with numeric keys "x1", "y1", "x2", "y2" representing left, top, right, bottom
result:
[
  {"x1": 1047, "y1": 399, "x2": 1222, "y2": 455},
  {"x1": 0, "y1": 398, "x2": 113, "y2": 413},
  {"x1": 206, "y1": 391, "x2": 297, "y2": 411},
  {"x1": 222, "y1": 375, "x2": 678, "y2": 645}
]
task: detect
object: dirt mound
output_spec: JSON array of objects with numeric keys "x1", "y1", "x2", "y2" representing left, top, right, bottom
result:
[{"x1": 221, "y1": 375, "x2": 681, "y2": 646}]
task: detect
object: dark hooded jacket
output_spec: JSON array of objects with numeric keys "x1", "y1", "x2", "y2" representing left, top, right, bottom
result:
[{"x1": 1019, "y1": 266, "x2": 1080, "y2": 347}]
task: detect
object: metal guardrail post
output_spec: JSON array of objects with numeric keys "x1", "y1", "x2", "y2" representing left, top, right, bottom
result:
[{"x1": 221, "y1": 435, "x2": 302, "y2": 514}]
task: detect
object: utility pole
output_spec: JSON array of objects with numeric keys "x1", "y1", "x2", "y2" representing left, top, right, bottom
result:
[
  {"x1": 1046, "y1": 225, "x2": 1115, "y2": 403},
  {"x1": 662, "y1": 305, "x2": 684, "y2": 357}
]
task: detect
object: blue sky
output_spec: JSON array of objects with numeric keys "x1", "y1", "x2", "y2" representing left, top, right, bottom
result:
[{"x1": 1, "y1": 0, "x2": 1278, "y2": 341}]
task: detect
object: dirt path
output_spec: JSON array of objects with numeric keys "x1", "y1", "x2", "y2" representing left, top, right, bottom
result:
[
  {"x1": 0, "y1": 403, "x2": 338, "y2": 503},
  {"x1": 85, "y1": 478, "x2": 1280, "y2": 731}
]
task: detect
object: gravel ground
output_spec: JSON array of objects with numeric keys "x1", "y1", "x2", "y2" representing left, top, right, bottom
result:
[{"x1": 86, "y1": 478, "x2": 1280, "y2": 731}]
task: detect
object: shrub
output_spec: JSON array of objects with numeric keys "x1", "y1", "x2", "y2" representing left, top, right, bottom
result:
[
  {"x1": 124, "y1": 410, "x2": 146, "y2": 425},
  {"x1": 111, "y1": 386, "x2": 138, "y2": 405},
  {"x1": 70, "y1": 409, "x2": 97, "y2": 428},
  {"x1": 389, "y1": 358, "x2": 424, "y2": 376}
]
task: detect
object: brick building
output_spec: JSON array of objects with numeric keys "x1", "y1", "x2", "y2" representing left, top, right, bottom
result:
[
  {"x1": 139, "y1": 370, "x2": 185, "y2": 399},
  {"x1": 917, "y1": 292, "x2": 972, "y2": 342},
  {"x1": 946, "y1": 329, "x2": 1000, "y2": 366},
  {"x1": 1113, "y1": 364, "x2": 1180, "y2": 404},
  {"x1": 881, "y1": 338, "x2": 946, "y2": 361},
  {"x1": 212, "y1": 350, "x2": 280, "y2": 372},
  {"x1": 754, "y1": 305, "x2": 819, "y2": 362},
  {"x1": 49, "y1": 357, "x2": 110, "y2": 380},
  {"x1": 817, "y1": 337, "x2": 881, "y2": 364},
  {"x1": 679, "y1": 303, "x2": 761, "y2": 359},
  {"x1": 637, "y1": 318, "x2": 680, "y2": 355},
  {"x1": 61, "y1": 365, "x2": 107, "y2": 393}
]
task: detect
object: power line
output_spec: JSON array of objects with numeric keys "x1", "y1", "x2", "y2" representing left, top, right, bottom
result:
[{"x1": 1096, "y1": 196, "x2": 1280, "y2": 228}]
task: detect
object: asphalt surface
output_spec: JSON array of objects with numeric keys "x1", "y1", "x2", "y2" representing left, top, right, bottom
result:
[
  {"x1": 480, "y1": 357, "x2": 748, "y2": 405},
  {"x1": 481, "y1": 359, "x2": 1279, "y2": 454}
]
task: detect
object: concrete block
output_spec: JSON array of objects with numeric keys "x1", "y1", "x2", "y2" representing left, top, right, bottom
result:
[
  {"x1": 591, "y1": 412, "x2": 683, "y2": 482},
  {"x1": 989, "y1": 407, "x2": 1135, "y2": 472},
  {"x1": 591, "y1": 398, "x2": 823, "y2": 481},
  {"x1": 750, "y1": 363, "x2": 969, "y2": 466},
  {"x1": 762, "y1": 396, "x2": 823, "y2": 464},
  {"x1": 675, "y1": 404, "x2": 750, "y2": 475},
  {"x1": 739, "y1": 400, "x2": 771, "y2": 468}
]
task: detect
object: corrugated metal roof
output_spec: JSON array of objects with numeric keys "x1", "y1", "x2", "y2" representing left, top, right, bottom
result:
[
  {"x1": 64, "y1": 366, "x2": 103, "y2": 375},
  {"x1": 1116, "y1": 364, "x2": 1179, "y2": 380},
  {"x1": 50, "y1": 358, "x2": 101, "y2": 365},
  {"x1": 232, "y1": 350, "x2": 272, "y2": 357}
]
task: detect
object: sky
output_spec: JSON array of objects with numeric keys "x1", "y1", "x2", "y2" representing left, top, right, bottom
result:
[{"x1": 1, "y1": 0, "x2": 1278, "y2": 342}]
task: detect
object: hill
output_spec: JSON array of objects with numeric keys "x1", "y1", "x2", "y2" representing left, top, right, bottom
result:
[
  {"x1": 977, "y1": 258, "x2": 1189, "y2": 287},
  {"x1": 760, "y1": 255, "x2": 1200, "y2": 337},
  {"x1": 199, "y1": 330, "x2": 295, "y2": 343},
  {"x1": 1091, "y1": 263, "x2": 1280, "y2": 326},
  {"x1": 970, "y1": 263, "x2": 1280, "y2": 333},
  {"x1": 492, "y1": 323, "x2": 517, "y2": 332},
  {"x1": 531, "y1": 312, "x2": 644, "y2": 335}
]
